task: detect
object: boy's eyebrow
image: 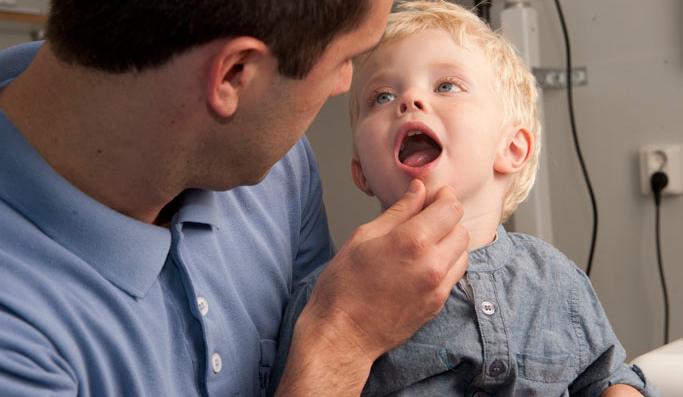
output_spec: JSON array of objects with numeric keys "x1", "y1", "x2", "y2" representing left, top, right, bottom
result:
[
  {"x1": 428, "y1": 60, "x2": 474, "y2": 77},
  {"x1": 363, "y1": 60, "x2": 474, "y2": 89},
  {"x1": 363, "y1": 69, "x2": 398, "y2": 87}
]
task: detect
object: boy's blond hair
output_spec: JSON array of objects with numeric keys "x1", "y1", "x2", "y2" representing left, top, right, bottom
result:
[{"x1": 349, "y1": 0, "x2": 541, "y2": 222}]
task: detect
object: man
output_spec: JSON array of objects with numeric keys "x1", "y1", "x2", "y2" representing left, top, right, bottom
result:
[{"x1": 0, "y1": 1, "x2": 469, "y2": 395}]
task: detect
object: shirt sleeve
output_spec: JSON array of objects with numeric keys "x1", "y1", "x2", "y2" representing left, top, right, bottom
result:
[
  {"x1": 292, "y1": 138, "x2": 335, "y2": 286},
  {"x1": 267, "y1": 268, "x2": 321, "y2": 396},
  {"x1": 568, "y1": 267, "x2": 659, "y2": 397},
  {"x1": 0, "y1": 310, "x2": 77, "y2": 396}
]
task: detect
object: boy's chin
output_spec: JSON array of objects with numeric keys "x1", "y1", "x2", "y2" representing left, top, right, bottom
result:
[
  {"x1": 378, "y1": 183, "x2": 460, "y2": 211},
  {"x1": 423, "y1": 183, "x2": 460, "y2": 207}
]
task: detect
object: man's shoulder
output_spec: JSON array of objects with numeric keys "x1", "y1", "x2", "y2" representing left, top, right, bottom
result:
[
  {"x1": 0, "y1": 41, "x2": 41, "y2": 84},
  {"x1": 218, "y1": 137, "x2": 322, "y2": 228},
  {"x1": 0, "y1": 198, "x2": 91, "y2": 306},
  {"x1": 227, "y1": 137, "x2": 317, "y2": 199},
  {"x1": 267, "y1": 137, "x2": 317, "y2": 183}
]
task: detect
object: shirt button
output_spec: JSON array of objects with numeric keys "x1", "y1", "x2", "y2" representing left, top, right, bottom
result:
[
  {"x1": 211, "y1": 352, "x2": 223, "y2": 374},
  {"x1": 481, "y1": 301, "x2": 496, "y2": 315},
  {"x1": 488, "y1": 359, "x2": 507, "y2": 377},
  {"x1": 197, "y1": 296, "x2": 209, "y2": 316}
]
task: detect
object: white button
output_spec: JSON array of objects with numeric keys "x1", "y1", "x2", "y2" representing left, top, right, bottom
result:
[
  {"x1": 197, "y1": 296, "x2": 209, "y2": 316},
  {"x1": 211, "y1": 352, "x2": 223, "y2": 373},
  {"x1": 481, "y1": 301, "x2": 496, "y2": 315}
]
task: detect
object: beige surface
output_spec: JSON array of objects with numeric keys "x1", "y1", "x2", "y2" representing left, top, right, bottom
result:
[{"x1": 632, "y1": 339, "x2": 683, "y2": 396}]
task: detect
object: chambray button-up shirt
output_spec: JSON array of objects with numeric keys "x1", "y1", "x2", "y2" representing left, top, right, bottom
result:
[{"x1": 272, "y1": 226, "x2": 658, "y2": 396}]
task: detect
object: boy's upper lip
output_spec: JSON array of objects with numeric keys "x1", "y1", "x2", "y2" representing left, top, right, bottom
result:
[{"x1": 393, "y1": 120, "x2": 443, "y2": 176}]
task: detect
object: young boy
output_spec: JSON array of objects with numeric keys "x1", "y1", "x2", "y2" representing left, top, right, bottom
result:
[{"x1": 270, "y1": 1, "x2": 657, "y2": 395}]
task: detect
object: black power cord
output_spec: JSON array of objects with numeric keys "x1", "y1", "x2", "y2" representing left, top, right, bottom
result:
[
  {"x1": 554, "y1": 0, "x2": 599, "y2": 277},
  {"x1": 474, "y1": 0, "x2": 492, "y2": 24},
  {"x1": 651, "y1": 171, "x2": 669, "y2": 344}
]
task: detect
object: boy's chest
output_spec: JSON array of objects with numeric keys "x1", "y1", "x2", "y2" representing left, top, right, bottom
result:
[{"x1": 362, "y1": 273, "x2": 579, "y2": 396}]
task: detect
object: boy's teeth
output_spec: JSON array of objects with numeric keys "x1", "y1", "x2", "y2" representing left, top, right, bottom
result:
[{"x1": 401, "y1": 131, "x2": 424, "y2": 153}]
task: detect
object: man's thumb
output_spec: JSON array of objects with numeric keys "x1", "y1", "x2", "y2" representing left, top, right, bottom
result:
[{"x1": 371, "y1": 179, "x2": 425, "y2": 237}]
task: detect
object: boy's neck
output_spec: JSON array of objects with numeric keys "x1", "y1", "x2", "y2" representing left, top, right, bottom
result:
[
  {"x1": 457, "y1": 184, "x2": 507, "y2": 252},
  {"x1": 460, "y1": 207, "x2": 501, "y2": 252}
]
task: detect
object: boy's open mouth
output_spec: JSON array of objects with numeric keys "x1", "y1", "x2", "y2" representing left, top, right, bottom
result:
[{"x1": 398, "y1": 129, "x2": 442, "y2": 168}]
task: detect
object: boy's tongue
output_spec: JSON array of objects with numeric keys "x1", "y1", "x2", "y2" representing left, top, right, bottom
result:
[
  {"x1": 399, "y1": 135, "x2": 441, "y2": 167},
  {"x1": 402, "y1": 148, "x2": 441, "y2": 167}
]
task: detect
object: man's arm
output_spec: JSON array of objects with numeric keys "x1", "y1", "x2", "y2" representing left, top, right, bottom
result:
[
  {"x1": 0, "y1": 310, "x2": 77, "y2": 396},
  {"x1": 276, "y1": 180, "x2": 469, "y2": 395}
]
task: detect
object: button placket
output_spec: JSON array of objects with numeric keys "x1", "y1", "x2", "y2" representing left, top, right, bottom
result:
[{"x1": 468, "y1": 272, "x2": 511, "y2": 384}]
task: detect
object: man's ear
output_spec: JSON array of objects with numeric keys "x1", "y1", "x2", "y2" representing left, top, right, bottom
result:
[
  {"x1": 351, "y1": 158, "x2": 375, "y2": 196},
  {"x1": 206, "y1": 37, "x2": 270, "y2": 118},
  {"x1": 494, "y1": 126, "x2": 534, "y2": 175}
]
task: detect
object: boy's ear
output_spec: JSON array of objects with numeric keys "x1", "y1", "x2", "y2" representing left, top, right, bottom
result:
[
  {"x1": 206, "y1": 37, "x2": 270, "y2": 118},
  {"x1": 351, "y1": 158, "x2": 375, "y2": 197},
  {"x1": 494, "y1": 126, "x2": 534, "y2": 175}
]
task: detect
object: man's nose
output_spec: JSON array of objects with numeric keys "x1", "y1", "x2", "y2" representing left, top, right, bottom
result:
[{"x1": 330, "y1": 60, "x2": 353, "y2": 97}]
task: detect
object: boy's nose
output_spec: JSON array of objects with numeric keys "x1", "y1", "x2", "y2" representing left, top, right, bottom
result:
[
  {"x1": 401, "y1": 100, "x2": 424, "y2": 113},
  {"x1": 398, "y1": 97, "x2": 426, "y2": 114}
]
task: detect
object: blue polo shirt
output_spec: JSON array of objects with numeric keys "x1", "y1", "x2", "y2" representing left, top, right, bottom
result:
[{"x1": 0, "y1": 42, "x2": 334, "y2": 396}]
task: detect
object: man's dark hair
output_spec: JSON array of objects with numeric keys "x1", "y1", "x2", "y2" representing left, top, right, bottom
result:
[{"x1": 46, "y1": 0, "x2": 370, "y2": 78}]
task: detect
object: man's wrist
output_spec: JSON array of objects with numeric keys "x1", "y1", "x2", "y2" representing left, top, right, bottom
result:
[{"x1": 275, "y1": 304, "x2": 377, "y2": 396}]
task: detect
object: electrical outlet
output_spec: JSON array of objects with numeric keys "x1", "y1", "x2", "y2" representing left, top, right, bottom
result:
[{"x1": 639, "y1": 144, "x2": 683, "y2": 196}]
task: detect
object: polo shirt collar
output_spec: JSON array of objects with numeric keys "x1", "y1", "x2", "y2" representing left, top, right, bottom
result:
[
  {"x1": 467, "y1": 224, "x2": 513, "y2": 272},
  {"x1": 176, "y1": 188, "x2": 224, "y2": 229},
  {"x1": 0, "y1": 42, "x2": 223, "y2": 297},
  {"x1": 0, "y1": 113, "x2": 172, "y2": 298}
]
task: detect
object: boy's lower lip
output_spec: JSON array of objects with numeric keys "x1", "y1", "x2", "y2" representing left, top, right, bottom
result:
[{"x1": 397, "y1": 155, "x2": 441, "y2": 178}]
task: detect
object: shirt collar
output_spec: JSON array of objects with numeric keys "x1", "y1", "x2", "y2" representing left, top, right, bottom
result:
[
  {"x1": 0, "y1": 112, "x2": 172, "y2": 298},
  {"x1": 0, "y1": 41, "x2": 42, "y2": 86},
  {"x1": 467, "y1": 224, "x2": 513, "y2": 272},
  {"x1": 0, "y1": 42, "x2": 223, "y2": 297},
  {"x1": 176, "y1": 188, "x2": 224, "y2": 229}
]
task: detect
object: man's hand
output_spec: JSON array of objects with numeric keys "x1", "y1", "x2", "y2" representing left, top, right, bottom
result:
[
  {"x1": 277, "y1": 180, "x2": 469, "y2": 395},
  {"x1": 601, "y1": 385, "x2": 645, "y2": 397}
]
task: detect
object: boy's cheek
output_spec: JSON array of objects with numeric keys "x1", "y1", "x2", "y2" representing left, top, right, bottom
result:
[{"x1": 370, "y1": 176, "x2": 409, "y2": 212}]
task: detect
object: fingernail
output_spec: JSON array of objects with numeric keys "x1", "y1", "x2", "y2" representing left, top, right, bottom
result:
[{"x1": 407, "y1": 180, "x2": 420, "y2": 194}]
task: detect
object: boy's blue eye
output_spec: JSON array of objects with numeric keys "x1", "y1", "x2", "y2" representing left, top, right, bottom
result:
[
  {"x1": 436, "y1": 81, "x2": 461, "y2": 93},
  {"x1": 375, "y1": 92, "x2": 396, "y2": 105}
]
